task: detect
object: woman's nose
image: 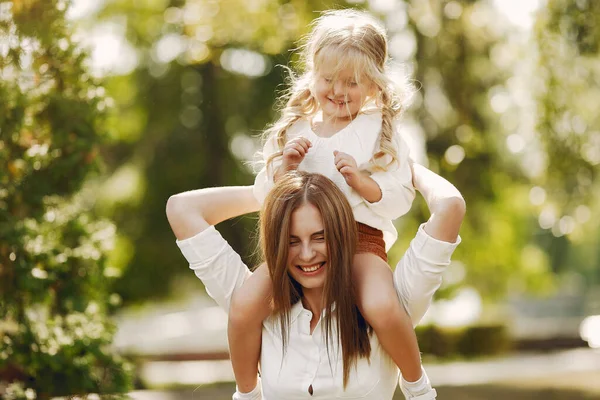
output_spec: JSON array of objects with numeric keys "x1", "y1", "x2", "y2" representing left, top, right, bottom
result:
[{"x1": 299, "y1": 243, "x2": 316, "y2": 261}]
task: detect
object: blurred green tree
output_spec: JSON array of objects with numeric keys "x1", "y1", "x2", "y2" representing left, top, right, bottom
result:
[
  {"x1": 88, "y1": 0, "x2": 599, "y2": 306},
  {"x1": 0, "y1": 1, "x2": 132, "y2": 397},
  {"x1": 91, "y1": 0, "x2": 353, "y2": 304},
  {"x1": 531, "y1": 0, "x2": 600, "y2": 283},
  {"x1": 378, "y1": 0, "x2": 555, "y2": 298}
]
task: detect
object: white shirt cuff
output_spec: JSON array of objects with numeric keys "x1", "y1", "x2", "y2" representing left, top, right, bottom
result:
[
  {"x1": 412, "y1": 223, "x2": 461, "y2": 264},
  {"x1": 176, "y1": 226, "x2": 225, "y2": 265}
]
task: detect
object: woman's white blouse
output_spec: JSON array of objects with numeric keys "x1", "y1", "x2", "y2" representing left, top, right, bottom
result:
[
  {"x1": 253, "y1": 111, "x2": 415, "y2": 251},
  {"x1": 176, "y1": 224, "x2": 461, "y2": 400}
]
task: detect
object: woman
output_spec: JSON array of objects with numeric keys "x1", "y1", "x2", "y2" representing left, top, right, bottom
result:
[{"x1": 166, "y1": 164, "x2": 464, "y2": 399}]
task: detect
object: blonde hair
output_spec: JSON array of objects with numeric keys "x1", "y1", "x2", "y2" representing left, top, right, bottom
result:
[
  {"x1": 260, "y1": 171, "x2": 371, "y2": 388},
  {"x1": 263, "y1": 9, "x2": 413, "y2": 173}
]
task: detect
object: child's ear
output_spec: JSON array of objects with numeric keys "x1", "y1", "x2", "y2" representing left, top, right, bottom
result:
[
  {"x1": 369, "y1": 82, "x2": 380, "y2": 98},
  {"x1": 365, "y1": 83, "x2": 379, "y2": 102}
]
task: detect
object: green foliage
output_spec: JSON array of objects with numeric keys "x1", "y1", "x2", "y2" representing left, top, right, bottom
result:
[
  {"x1": 85, "y1": 0, "x2": 600, "y2": 306},
  {"x1": 93, "y1": 0, "x2": 356, "y2": 304},
  {"x1": 456, "y1": 325, "x2": 511, "y2": 357},
  {"x1": 534, "y1": 0, "x2": 600, "y2": 211},
  {"x1": 0, "y1": 0, "x2": 132, "y2": 397},
  {"x1": 416, "y1": 324, "x2": 511, "y2": 359},
  {"x1": 416, "y1": 325, "x2": 461, "y2": 358}
]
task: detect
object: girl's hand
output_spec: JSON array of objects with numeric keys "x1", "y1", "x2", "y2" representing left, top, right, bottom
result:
[
  {"x1": 281, "y1": 137, "x2": 312, "y2": 172},
  {"x1": 334, "y1": 150, "x2": 363, "y2": 189}
]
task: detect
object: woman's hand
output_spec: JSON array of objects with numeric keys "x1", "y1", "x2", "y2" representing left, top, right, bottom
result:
[{"x1": 274, "y1": 137, "x2": 312, "y2": 181}]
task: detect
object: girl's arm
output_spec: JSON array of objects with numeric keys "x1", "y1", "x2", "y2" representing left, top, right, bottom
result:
[
  {"x1": 166, "y1": 186, "x2": 260, "y2": 240},
  {"x1": 358, "y1": 134, "x2": 416, "y2": 220},
  {"x1": 412, "y1": 163, "x2": 465, "y2": 242}
]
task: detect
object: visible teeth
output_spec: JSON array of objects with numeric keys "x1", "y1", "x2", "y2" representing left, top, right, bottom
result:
[{"x1": 300, "y1": 263, "x2": 322, "y2": 272}]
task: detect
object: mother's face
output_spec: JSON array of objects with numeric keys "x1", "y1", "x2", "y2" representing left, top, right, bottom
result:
[{"x1": 287, "y1": 202, "x2": 328, "y2": 291}]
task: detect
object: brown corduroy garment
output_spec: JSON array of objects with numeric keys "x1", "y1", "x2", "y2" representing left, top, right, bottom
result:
[{"x1": 356, "y1": 222, "x2": 387, "y2": 262}]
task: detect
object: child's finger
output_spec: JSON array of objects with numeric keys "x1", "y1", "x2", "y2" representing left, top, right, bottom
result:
[
  {"x1": 335, "y1": 159, "x2": 350, "y2": 171},
  {"x1": 293, "y1": 139, "x2": 310, "y2": 153},
  {"x1": 334, "y1": 151, "x2": 347, "y2": 164},
  {"x1": 286, "y1": 142, "x2": 305, "y2": 156},
  {"x1": 340, "y1": 166, "x2": 353, "y2": 176},
  {"x1": 290, "y1": 148, "x2": 302, "y2": 158},
  {"x1": 298, "y1": 137, "x2": 312, "y2": 148}
]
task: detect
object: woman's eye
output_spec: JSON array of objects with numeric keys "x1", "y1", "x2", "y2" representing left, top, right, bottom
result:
[
  {"x1": 289, "y1": 240, "x2": 300, "y2": 245},
  {"x1": 348, "y1": 81, "x2": 357, "y2": 87},
  {"x1": 324, "y1": 78, "x2": 332, "y2": 83},
  {"x1": 314, "y1": 236, "x2": 325, "y2": 241}
]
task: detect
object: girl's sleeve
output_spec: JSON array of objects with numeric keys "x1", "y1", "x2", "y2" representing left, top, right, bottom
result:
[
  {"x1": 176, "y1": 226, "x2": 252, "y2": 311},
  {"x1": 393, "y1": 223, "x2": 461, "y2": 326},
  {"x1": 253, "y1": 135, "x2": 281, "y2": 205},
  {"x1": 364, "y1": 133, "x2": 416, "y2": 220}
]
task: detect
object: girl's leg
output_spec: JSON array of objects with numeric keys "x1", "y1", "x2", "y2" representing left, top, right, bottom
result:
[
  {"x1": 228, "y1": 263, "x2": 272, "y2": 393},
  {"x1": 352, "y1": 253, "x2": 422, "y2": 382}
]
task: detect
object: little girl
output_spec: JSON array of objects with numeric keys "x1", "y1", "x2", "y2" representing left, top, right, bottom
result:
[{"x1": 229, "y1": 9, "x2": 436, "y2": 400}]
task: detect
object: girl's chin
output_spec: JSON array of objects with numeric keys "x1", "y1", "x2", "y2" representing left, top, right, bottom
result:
[{"x1": 323, "y1": 108, "x2": 356, "y2": 120}]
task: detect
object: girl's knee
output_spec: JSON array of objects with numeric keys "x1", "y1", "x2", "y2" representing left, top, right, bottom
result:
[
  {"x1": 229, "y1": 269, "x2": 272, "y2": 328},
  {"x1": 229, "y1": 292, "x2": 259, "y2": 328},
  {"x1": 359, "y1": 290, "x2": 407, "y2": 328}
]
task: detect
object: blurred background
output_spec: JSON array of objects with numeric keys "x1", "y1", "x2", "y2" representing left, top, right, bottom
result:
[{"x1": 1, "y1": 0, "x2": 599, "y2": 398}]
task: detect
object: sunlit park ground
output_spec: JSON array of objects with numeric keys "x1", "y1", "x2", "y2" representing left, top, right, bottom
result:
[
  {"x1": 131, "y1": 382, "x2": 600, "y2": 400},
  {"x1": 128, "y1": 371, "x2": 600, "y2": 399},
  {"x1": 115, "y1": 299, "x2": 600, "y2": 399}
]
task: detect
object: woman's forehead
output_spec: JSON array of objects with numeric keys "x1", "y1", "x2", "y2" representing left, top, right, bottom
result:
[{"x1": 290, "y1": 203, "x2": 324, "y2": 234}]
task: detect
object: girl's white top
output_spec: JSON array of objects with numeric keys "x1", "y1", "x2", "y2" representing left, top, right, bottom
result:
[
  {"x1": 253, "y1": 111, "x2": 415, "y2": 251},
  {"x1": 176, "y1": 224, "x2": 461, "y2": 399}
]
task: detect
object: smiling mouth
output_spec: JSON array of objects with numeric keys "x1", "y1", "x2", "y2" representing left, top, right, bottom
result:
[
  {"x1": 329, "y1": 98, "x2": 348, "y2": 106},
  {"x1": 297, "y1": 262, "x2": 325, "y2": 273}
]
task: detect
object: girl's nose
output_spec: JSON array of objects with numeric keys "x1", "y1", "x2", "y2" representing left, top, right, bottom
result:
[{"x1": 332, "y1": 80, "x2": 345, "y2": 96}]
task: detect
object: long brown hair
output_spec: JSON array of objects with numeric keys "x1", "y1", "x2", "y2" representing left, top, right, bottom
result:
[{"x1": 259, "y1": 171, "x2": 371, "y2": 387}]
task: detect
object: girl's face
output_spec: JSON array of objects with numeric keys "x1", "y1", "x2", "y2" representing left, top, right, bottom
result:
[
  {"x1": 313, "y1": 63, "x2": 374, "y2": 122},
  {"x1": 287, "y1": 202, "x2": 328, "y2": 292}
]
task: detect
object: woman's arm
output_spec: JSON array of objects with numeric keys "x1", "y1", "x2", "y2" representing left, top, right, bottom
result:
[
  {"x1": 412, "y1": 163, "x2": 465, "y2": 243},
  {"x1": 166, "y1": 186, "x2": 260, "y2": 240},
  {"x1": 394, "y1": 164, "x2": 465, "y2": 325},
  {"x1": 166, "y1": 186, "x2": 260, "y2": 311}
]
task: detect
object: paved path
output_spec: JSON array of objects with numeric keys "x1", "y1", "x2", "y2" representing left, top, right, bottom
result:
[
  {"x1": 129, "y1": 377, "x2": 600, "y2": 400},
  {"x1": 130, "y1": 348, "x2": 600, "y2": 399},
  {"x1": 115, "y1": 295, "x2": 600, "y2": 398}
]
